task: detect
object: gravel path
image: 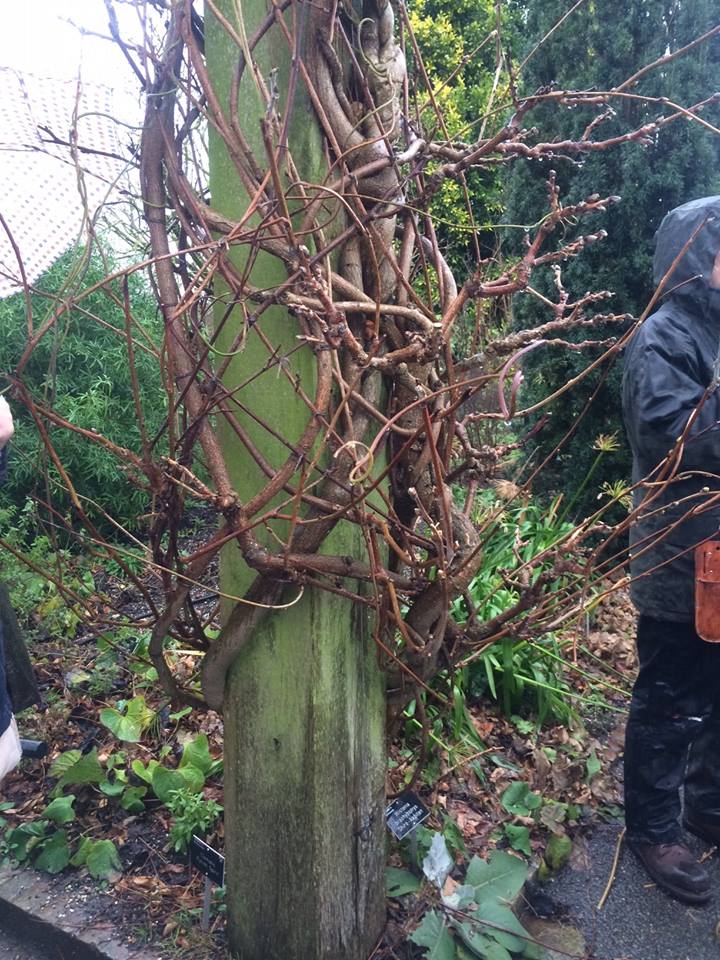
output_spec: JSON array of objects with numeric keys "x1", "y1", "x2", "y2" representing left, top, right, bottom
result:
[{"x1": 539, "y1": 821, "x2": 720, "y2": 960}]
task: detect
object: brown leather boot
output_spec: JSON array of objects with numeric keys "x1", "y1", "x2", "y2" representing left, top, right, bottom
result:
[
  {"x1": 628, "y1": 839, "x2": 712, "y2": 905},
  {"x1": 684, "y1": 810, "x2": 720, "y2": 847}
]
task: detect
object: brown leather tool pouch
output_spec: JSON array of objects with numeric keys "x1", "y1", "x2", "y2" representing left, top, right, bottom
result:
[{"x1": 695, "y1": 541, "x2": 720, "y2": 641}]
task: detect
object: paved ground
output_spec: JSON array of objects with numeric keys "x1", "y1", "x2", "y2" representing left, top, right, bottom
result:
[
  {"x1": 0, "y1": 927, "x2": 42, "y2": 960},
  {"x1": 3, "y1": 820, "x2": 720, "y2": 960},
  {"x1": 539, "y1": 821, "x2": 720, "y2": 960}
]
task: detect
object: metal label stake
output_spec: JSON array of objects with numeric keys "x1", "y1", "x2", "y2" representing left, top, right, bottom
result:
[
  {"x1": 202, "y1": 875, "x2": 212, "y2": 932},
  {"x1": 189, "y1": 835, "x2": 225, "y2": 934}
]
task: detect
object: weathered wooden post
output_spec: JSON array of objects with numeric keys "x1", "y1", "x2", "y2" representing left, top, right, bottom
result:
[{"x1": 206, "y1": 3, "x2": 387, "y2": 957}]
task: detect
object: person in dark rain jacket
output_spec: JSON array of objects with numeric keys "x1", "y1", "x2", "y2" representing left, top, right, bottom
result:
[{"x1": 622, "y1": 195, "x2": 720, "y2": 904}]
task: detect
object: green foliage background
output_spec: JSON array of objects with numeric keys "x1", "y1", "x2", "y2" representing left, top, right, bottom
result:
[
  {"x1": 503, "y1": 0, "x2": 720, "y2": 507},
  {"x1": 408, "y1": 0, "x2": 523, "y2": 281},
  {"x1": 0, "y1": 249, "x2": 166, "y2": 529}
]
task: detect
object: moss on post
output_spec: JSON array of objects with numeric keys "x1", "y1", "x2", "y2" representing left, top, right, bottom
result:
[{"x1": 206, "y1": 3, "x2": 386, "y2": 957}]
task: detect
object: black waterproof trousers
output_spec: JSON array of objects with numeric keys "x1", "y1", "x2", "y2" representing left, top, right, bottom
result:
[{"x1": 624, "y1": 615, "x2": 720, "y2": 844}]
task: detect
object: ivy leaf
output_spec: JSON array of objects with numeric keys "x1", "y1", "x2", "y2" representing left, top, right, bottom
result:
[
  {"x1": 150, "y1": 766, "x2": 183, "y2": 803},
  {"x1": 71, "y1": 837, "x2": 123, "y2": 880},
  {"x1": 131, "y1": 758, "x2": 159, "y2": 784},
  {"x1": 503, "y1": 823, "x2": 531, "y2": 857},
  {"x1": 6, "y1": 821, "x2": 49, "y2": 862},
  {"x1": 409, "y1": 910, "x2": 455, "y2": 960},
  {"x1": 180, "y1": 734, "x2": 214, "y2": 776},
  {"x1": 500, "y1": 782, "x2": 541, "y2": 818},
  {"x1": 70, "y1": 836, "x2": 92, "y2": 867},
  {"x1": 100, "y1": 778, "x2": 125, "y2": 798},
  {"x1": 386, "y1": 867, "x2": 421, "y2": 897},
  {"x1": 151, "y1": 764, "x2": 204, "y2": 804},
  {"x1": 100, "y1": 696, "x2": 155, "y2": 742},
  {"x1": 34, "y1": 830, "x2": 70, "y2": 874},
  {"x1": 105, "y1": 753, "x2": 127, "y2": 773},
  {"x1": 86, "y1": 839, "x2": 122, "y2": 881},
  {"x1": 52, "y1": 748, "x2": 104, "y2": 793},
  {"x1": 42, "y1": 795, "x2": 76, "y2": 825},
  {"x1": 178, "y1": 764, "x2": 205, "y2": 792},
  {"x1": 465, "y1": 851, "x2": 528, "y2": 905},
  {"x1": 49, "y1": 749, "x2": 82, "y2": 778},
  {"x1": 120, "y1": 785, "x2": 147, "y2": 813}
]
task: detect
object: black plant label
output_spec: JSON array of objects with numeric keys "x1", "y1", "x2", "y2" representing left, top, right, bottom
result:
[
  {"x1": 189, "y1": 834, "x2": 225, "y2": 886},
  {"x1": 386, "y1": 792, "x2": 429, "y2": 840}
]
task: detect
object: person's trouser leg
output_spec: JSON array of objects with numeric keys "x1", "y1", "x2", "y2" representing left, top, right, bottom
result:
[
  {"x1": 624, "y1": 616, "x2": 718, "y2": 844},
  {"x1": 683, "y1": 636, "x2": 720, "y2": 822},
  {"x1": 0, "y1": 619, "x2": 11, "y2": 737}
]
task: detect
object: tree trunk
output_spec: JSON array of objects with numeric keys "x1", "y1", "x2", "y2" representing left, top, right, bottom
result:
[{"x1": 206, "y1": 4, "x2": 387, "y2": 957}]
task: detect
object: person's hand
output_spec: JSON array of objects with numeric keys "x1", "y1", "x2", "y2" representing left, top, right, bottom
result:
[
  {"x1": 0, "y1": 396, "x2": 14, "y2": 449},
  {"x1": 710, "y1": 249, "x2": 720, "y2": 290}
]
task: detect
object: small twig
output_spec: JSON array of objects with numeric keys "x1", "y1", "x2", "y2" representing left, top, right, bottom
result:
[{"x1": 597, "y1": 827, "x2": 626, "y2": 910}]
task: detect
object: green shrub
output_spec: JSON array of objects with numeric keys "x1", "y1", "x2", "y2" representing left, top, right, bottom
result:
[
  {"x1": 503, "y1": 0, "x2": 720, "y2": 513},
  {"x1": 166, "y1": 790, "x2": 223, "y2": 854},
  {"x1": 0, "y1": 498, "x2": 96, "y2": 641},
  {"x1": 0, "y1": 247, "x2": 166, "y2": 529}
]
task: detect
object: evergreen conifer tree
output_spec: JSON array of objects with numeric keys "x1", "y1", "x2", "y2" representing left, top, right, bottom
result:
[{"x1": 504, "y1": 0, "x2": 720, "y2": 508}]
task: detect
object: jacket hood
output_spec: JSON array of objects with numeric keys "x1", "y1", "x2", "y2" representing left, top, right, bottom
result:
[{"x1": 653, "y1": 195, "x2": 720, "y2": 306}]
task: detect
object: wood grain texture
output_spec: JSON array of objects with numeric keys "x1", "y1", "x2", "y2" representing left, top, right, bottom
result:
[{"x1": 207, "y1": 2, "x2": 386, "y2": 955}]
